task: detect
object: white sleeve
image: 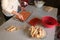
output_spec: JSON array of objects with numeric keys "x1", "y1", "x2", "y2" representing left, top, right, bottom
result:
[
  {"x1": 12, "y1": 0, "x2": 21, "y2": 12},
  {"x1": 18, "y1": 0, "x2": 21, "y2": 7},
  {"x1": 1, "y1": 0, "x2": 13, "y2": 13}
]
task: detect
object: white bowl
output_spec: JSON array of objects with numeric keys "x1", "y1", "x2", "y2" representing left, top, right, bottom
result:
[{"x1": 34, "y1": 1, "x2": 45, "y2": 8}]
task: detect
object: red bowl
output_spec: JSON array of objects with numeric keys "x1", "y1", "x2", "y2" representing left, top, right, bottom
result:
[
  {"x1": 41, "y1": 16, "x2": 58, "y2": 28},
  {"x1": 29, "y1": 18, "x2": 41, "y2": 26}
]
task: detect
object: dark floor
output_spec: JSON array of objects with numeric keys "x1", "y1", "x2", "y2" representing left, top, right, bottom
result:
[
  {"x1": 0, "y1": 1, "x2": 6, "y2": 26},
  {"x1": 0, "y1": 11, "x2": 6, "y2": 26}
]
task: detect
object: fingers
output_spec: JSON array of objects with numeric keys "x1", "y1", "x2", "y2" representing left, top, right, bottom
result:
[
  {"x1": 16, "y1": 13, "x2": 24, "y2": 21},
  {"x1": 18, "y1": 14, "x2": 24, "y2": 21},
  {"x1": 20, "y1": 15, "x2": 24, "y2": 20}
]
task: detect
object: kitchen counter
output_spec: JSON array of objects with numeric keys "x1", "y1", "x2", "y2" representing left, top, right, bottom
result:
[{"x1": 0, "y1": 5, "x2": 57, "y2": 40}]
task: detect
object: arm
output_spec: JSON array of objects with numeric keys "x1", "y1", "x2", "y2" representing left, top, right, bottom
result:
[
  {"x1": 1, "y1": 0, "x2": 13, "y2": 14},
  {"x1": 2, "y1": 0, "x2": 21, "y2": 16},
  {"x1": 2, "y1": 0, "x2": 24, "y2": 20}
]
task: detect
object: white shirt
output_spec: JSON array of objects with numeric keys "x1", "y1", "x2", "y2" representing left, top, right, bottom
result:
[{"x1": 1, "y1": 0, "x2": 20, "y2": 16}]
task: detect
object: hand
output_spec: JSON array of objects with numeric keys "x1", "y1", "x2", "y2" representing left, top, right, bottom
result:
[
  {"x1": 17, "y1": 14, "x2": 24, "y2": 21},
  {"x1": 12, "y1": 10, "x2": 24, "y2": 20}
]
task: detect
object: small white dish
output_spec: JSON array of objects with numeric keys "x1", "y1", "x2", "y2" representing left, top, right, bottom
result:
[{"x1": 34, "y1": 1, "x2": 45, "y2": 8}]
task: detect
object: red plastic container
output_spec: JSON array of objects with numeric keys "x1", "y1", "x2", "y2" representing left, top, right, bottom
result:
[
  {"x1": 41, "y1": 16, "x2": 59, "y2": 28},
  {"x1": 29, "y1": 18, "x2": 41, "y2": 26}
]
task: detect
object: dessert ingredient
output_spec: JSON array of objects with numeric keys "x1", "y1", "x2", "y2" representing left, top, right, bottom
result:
[
  {"x1": 29, "y1": 25, "x2": 46, "y2": 38},
  {"x1": 29, "y1": 18, "x2": 41, "y2": 26},
  {"x1": 44, "y1": 6, "x2": 53, "y2": 12},
  {"x1": 6, "y1": 26, "x2": 18, "y2": 32}
]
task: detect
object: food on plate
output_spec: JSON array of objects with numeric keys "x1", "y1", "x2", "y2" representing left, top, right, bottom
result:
[
  {"x1": 29, "y1": 18, "x2": 41, "y2": 26},
  {"x1": 29, "y1": 25, "x2": 46, "y2": 38},
  {"x1": 16, "y1": 11, "x2": 31, "y2": 21},
  {"x1": 43, "y1": 6, "x2": 54, "y2": 12},
  {"x1": 6, "y1": 26, "x2": 18, "y2": 32}
]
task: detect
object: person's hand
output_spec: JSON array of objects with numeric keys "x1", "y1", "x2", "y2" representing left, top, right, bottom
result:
[
  {"x1": 16, "y1": 14, "x2": 24, "y2": 21},
  {"x1": 12, "y1": 10, "x2": 24, "y2": 20}
]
